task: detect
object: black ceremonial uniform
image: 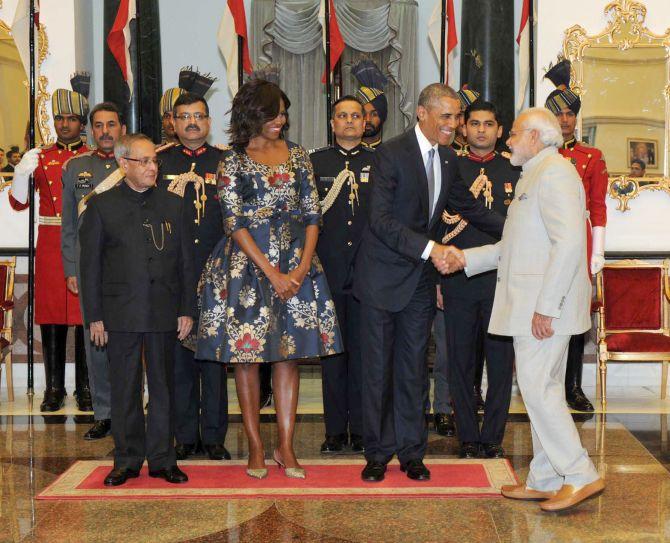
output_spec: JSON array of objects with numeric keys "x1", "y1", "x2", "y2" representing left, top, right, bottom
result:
[
  {"x1": 157, "y1": 142, "x2": 229, "y2": 453},
  {"x1": 311, "y1": 142, "x2": 373, "y2": 445},
  {"x1": 79, "y1": 182, "x2": 196, "y2": 472},
  {"x1": 441, "y1": 150, "x2": 519, "y2": 448}
]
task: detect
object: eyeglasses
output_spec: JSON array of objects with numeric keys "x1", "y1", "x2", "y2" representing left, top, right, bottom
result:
[
  {"x1": 174, "y1": 113, "x2": 209, "y2": 121},
  {"x1": 124, "y1": 157, "x2": 161, "y2": 168}
]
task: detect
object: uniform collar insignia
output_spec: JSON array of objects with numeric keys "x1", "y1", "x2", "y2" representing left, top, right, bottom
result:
[
  {"x1": 467, "y1": 151, "x2": 496, "y2": 163},
  {"x1": 95, "y1": 150, "x2": 115, "y2": 159},
  {"x1": 563, "y1": 137, "x2": 577, "y2": 150},
  {"x1": 181, "y1": 144, "x2": 208, "y2": 157},
  {"x1": 56, "y1": 139, "x2": 84, "y2": 151},
  {"x1": 335, "y1": 143, "x2": 362, "y2": 157}
]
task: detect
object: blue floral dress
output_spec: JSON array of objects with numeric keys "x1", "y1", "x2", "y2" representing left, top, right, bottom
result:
[{"x1": 195, "y1": 142, "x2": 343, "y2": 364}]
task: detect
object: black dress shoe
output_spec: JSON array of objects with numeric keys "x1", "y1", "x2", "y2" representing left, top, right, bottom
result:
[
  {"x1": 84, "y1": 419, "x2": 111, "y2": 440},
  {"x1": 361, "y1": 460, "x2": 387, "y2": 482},
  {"x1": 434, "y1": 413, "x2": 456, "y2": 437},
  {"x1": 349, "y1": 434, "x2": 365, "y2": 454},
  {"x1": 104, "y1": 467, "x2": 140, "y2": 486},
  {"x1": 40, "y1": 389, "x2": 65, "y2": 412},
  {"x1": 481, "y1": 443, "x2": 505, "y2": 459},
  {"x1": 400, "y1": 459, "x2": 431, "y2": 481},
  {"x1": 566, "y1": 388, "x2": 594, "y2": 412},
  {"x1": 320, "y1": 434, "x2": 347, "y2": 454},
  {"x1": 204, "y1": 443, "x2": 232, "y2": 460},
  {"x1": 149, "y1": 465, "x2": 188, "y2": 484},
  {"x1": 459, "y1": 442, "x2": 480, "y2": 459},
  {"x1": 74, "y1": 388, "x2": 93, "y2": 412},
  {"x1": 175, "y1": 443, "x2": 196, "y2": 461}
]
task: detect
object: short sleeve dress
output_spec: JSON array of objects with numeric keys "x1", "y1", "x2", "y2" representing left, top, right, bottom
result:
[{"x1": 195, "y1": 142, "x2": 343, "y2": 364}]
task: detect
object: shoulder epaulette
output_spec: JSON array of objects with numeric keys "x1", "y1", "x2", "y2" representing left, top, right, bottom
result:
[
  {"x1": 62, "y1": 150, "x2": 94, "y2": 171},
  {"x1": 361, "y1": 145, "x2": 375, "y2": 152},
  {"x1": 155, "y1": 141, "x2": 177, "y2": 154},
  {"x1": 214, "y1": 143, "x2": 231, "y2": 152},
  {"x1": 308, "y1": 145, "x2": 332, "y2": 155}
]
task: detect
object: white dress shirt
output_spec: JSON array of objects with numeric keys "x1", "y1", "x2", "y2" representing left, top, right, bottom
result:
[{"x1": 414, "y1": 124, "x2": 441, "y2": 260}]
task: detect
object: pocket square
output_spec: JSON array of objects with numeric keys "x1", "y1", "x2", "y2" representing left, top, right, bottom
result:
[{"x1": 517, "y1": 193, "x2": 528, "y2": 201}]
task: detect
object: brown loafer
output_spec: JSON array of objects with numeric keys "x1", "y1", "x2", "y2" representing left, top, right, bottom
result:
[
  {"x1": 540, "y1": 478, "x2": 605, "y2": 512},
  {"x1": 501, "y1": 484, "x2": 557, "y2": 501}
]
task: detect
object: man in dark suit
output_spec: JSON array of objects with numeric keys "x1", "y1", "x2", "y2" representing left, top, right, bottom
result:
[
  {"x1": 80, "y1": 133, "x2": 196, "y2": 486},
  {"x1": 353, "y1": 83, "x2": 505, "y2": 482}
]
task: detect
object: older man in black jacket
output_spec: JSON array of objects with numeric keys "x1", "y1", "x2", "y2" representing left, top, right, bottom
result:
[
  {"x1": 354, "y1": 84, "x2": 505, "y2": 482},
  {"x1": 80, "y1": 133, "x2": 196, "y2": 486}
]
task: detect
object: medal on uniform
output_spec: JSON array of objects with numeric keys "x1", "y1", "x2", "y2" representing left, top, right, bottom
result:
[
  {"x1": 504, "y1": 182, "x2": 513, "y2": 205},
  {"x1": 360, "y1": 166, "x2": 370, "y2": 183}
]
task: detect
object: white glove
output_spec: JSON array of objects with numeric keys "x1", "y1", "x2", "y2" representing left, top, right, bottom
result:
[
  {"x1": 590, "y1": 226, "x2": 606, "y2": 275},
  {"x1": 11, "y1": 148, "x2": 40, "y2": 204}
]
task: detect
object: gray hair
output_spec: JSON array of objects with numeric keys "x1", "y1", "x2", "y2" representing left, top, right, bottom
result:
[
  {"x1": 520, "y1": 107, "x2": 564, "y2": 148},
  {"x1": 418, "y1": 83, "x2": 460, "y2": 109},
  {"x1": 114, "y1": 133, "x2": 153, "y2": 161}
]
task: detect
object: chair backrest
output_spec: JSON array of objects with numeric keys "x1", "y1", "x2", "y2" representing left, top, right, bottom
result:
[
  {"x1": 0, "y1": 258, "x2": 16, "y2": 331},
  {"x1": 600, "y1": 261, "x2": 667, "y2": 332}
]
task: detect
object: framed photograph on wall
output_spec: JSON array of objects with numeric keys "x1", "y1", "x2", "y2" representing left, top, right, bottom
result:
[{"x1": 628, "y1": 138, "x2": 657, "y2": 169}]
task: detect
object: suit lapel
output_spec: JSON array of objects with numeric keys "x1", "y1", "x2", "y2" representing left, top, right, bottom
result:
[{"x1": 406, "y1": 131, "x2": 429, "y2": 221}]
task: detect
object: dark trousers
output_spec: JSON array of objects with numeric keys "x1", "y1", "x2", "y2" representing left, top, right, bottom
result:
[
  {"x1": 321, "y1": 291, "x2": 362, "y2": 437},
  {"x1": 174, "y1": 342, "x2": 228, "y2": 445},
  {"x1": 361, "y1": 268, "x2": 435, "y2": 464},
  {"x1": 107, "y1": 331, "x2": 177, "y2": 471},
  {"x1": 444, "y1": 294, "x2": 514, "y2": 445}
]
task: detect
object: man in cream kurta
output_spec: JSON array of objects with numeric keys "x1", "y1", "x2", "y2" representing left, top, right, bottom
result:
[{"x1": 442, "y1": 108, "x2": 604, "y2": 512}]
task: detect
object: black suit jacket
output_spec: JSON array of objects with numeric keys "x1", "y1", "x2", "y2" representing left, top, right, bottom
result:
[
  {"x1": 353, "y1": 127, "x2": 505, "y2": 312},
  {"x1": 79, "y1": 181, "x2": 196, "y2": 332}
]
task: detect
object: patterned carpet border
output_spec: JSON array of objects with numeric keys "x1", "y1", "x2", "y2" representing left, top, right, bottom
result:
[{"x1": 37, "y1": 458, "x2": 519, "y2": 501}]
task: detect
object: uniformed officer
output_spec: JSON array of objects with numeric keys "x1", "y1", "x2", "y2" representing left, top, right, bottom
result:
[
  {"x1": 61, "y1": 102, "x2": 127, "y2": 439},
  {"x1": 80, "y1": 133, "x2": 196, "y2": 486},
  {"x1": 545, "y1": 59, "x2": 608, "y2": 413},
  {"x1": 441, "y1": 100, "x2": 518, "y2": 459},
  {"x1": 157, "y1": 88, "x2": 231, "y2": 461},
  {"x1": 9, "y1": 75, "x2": 91, "y2": 412},
  {"x1": 310, "y1": 95, "x2": 373, "y2": 454},
  {"x1": 352, "y1": 60, "x2": 388, "y2": 150}
]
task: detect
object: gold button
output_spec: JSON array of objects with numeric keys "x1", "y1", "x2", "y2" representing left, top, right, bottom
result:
[
  {"x1": 347, "y1": 241, "x2": 352, "y2": 246},
  {"x1": 52, "y1": 196, "x2": 57, "y2": 201},
  {"x1": 56, "y1": 212, "x2": 61, "y2": 217},
  {"x1": 194, "y1": 239, "x2": 200, "y2": 244},
  {"x1": 582, "y1": 165, "x2": 586, "y2": 169},
  {"x1": 347, "y1": 220, "x2": 352, "y2": 226},
  {"x1": 105, "y1": 164, "x2": 111, "y2": 169},
  {"x1": 58, "y1": 150, "x2": 62, "y2": 154},
  {"x1": 48, "y1": 181, "x2": 53, "y2": 185},
  {"x1": 588, "y1": 154, "x2": 592, "y2": 158}
]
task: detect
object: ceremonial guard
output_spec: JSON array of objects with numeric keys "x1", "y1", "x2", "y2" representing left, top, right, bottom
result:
[
  {"x1": 545, "y1": 59, "x2": 608, "y2": 412},
  {"x1": 159, "y1": 70, "x2": 188, "y2": 144},
  {"x1": 310, "y1": 95, "x2": 373, "y2": 454},
  {"x1": 352, "y1": 60, "x2": 388, "y2": 149},
  {"x1": 61, "y1": 102, "x2": 126, "y2": 439},
  {"x1": 441, "y1": 101, "x2": 518, "y2": 459},
  {"x1": 157, "y1": 77, "x2": 231, "y2": 461},
  {"x1": 9, "y1": 76, "x2": 91, "y2": 412}
]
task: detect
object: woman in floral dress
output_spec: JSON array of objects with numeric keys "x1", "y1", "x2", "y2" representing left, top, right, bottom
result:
[{"x1": 196, "y1": 79, "x2": 342, "y2": 479}]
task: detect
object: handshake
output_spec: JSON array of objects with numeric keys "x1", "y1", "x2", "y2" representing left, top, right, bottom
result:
[{"x1": 430, "y1": 243, "x2": 465, "y2": 275}]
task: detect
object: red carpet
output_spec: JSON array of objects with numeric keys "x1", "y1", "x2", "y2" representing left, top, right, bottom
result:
[{"x1": 37, "y1": 459, "x2": 518, "y2": 500}]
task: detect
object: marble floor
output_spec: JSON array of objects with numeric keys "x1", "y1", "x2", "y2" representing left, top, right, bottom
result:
[{"x1": 2, "y1": 377, "x2": 670, "y2": 542}]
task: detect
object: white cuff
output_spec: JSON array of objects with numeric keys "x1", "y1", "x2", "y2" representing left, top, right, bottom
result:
[{"x1": 421, "y1": 240, "x2": 435, "y2": 261}]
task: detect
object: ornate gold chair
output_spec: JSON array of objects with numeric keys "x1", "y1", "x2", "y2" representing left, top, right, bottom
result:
[
  {"x1": 595, "y1": 259, "x2": 670, "y2": 407},
  {"x1": 0, "y1": 257, "x2": 16, "y2": 402}
]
